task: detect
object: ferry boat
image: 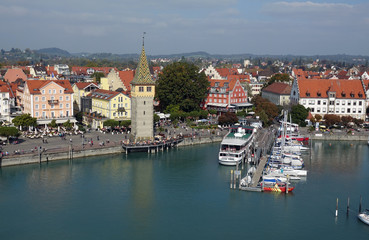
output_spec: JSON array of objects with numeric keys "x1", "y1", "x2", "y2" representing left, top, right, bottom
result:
[{"x1": 218, "y1": 125, "x2": 255, "y2": 166}]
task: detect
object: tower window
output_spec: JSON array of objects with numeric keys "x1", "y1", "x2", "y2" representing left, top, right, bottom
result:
[
  {"x1": 144, "y1": 111, "x2": 145, "y2": 115},
  {"x1": 139, "y1": 87, "x2": 144, "y2": 92},
  {"x1": 147, "y1": 87, "x2": 152, "y2": 92},
  {"x1": 144, "y1": 101, "x2": 146, "y2": 105}
]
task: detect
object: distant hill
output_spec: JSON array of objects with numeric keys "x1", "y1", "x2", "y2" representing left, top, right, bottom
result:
[{"x1": 36, "y1": 48, "x2": 71, "y2": 57}]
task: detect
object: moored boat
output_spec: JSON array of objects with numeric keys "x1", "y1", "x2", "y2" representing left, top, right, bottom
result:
[
  {"x1": 261, "y1": 182, "x2": 295, "y2": 193},
  {"x1": 218, "y1": 125, "x2": 255, "y2": 166},
  {"x1": 358, "y1": 210, "x2": 369, "y2": 225}
]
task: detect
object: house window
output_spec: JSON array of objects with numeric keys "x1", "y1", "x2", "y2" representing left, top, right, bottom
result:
[
  {"x1": 147, "y1": 87, "x2": 152, "y2": 92},
  {"x1": 113, "y1": 112, "x2": 116, "y2": 117},
  {"x1": 66, "y1": 103, "x2": 69, "y2": 108},
  {"x1": 329, "y1": 101, "x2": 334, "y2": 105},
  {"x1": 353, "y1": 101, "x2": 356, "y2": 106},
  {"x1": 323, "y1": 101, "x2": 327, "y2": 105},
  {"x1": 66, "y1": 111, "x2": 69, "y2": 116},
  {"x1": 59, "y1": 90, "x2": 62, "y2": 94},
  {"x1": 49, "y1": 90, "x2": 51, "y2": 94},
  {"x1": 318, "y1": 100, "x2": 321, "y2": 105},
  {"x1": 42, "y1": 104, "x2": 46, "y2": 109},
  {"x1": 35, "y1": 97, "x2": 39, "y2": 102},
  {"x1": 59, "y1": 96, "x2": 63, "y2": 101},
  {"x1": 42, "y1": 97, "x2": 46, "y2": 101},
  {"x1": 336, "y1": 100, "x2": 340, "y2": 105},
  {"x1": 66, "y1": 96, "x2": 69, "y2": 101},
  {"x1": 359, "y1": 101, "x2": 362, "y2": 106},
  {"x1": 353, "y1": 109, "x2": 356, "y2": 113},
  {"x1": 42, "y1": 90, "x2": 45, "y2": 94},
  {"x1": 139, "y1": 87, "x2": 144, "y2": 92},
  {"x1": 341, "y1": 109, "x2": 345, "y2": 113},
  {"x1": 53, "y1": 89, "x2": 56, "y2": 94},
  {"x1": 35, "y1": 104, "x2": 39, "y2": 110},
  {"x1": 347, "y1": 108, "x2": 351, "y2": 113},
  {"x1": 35, "y1": 112, "x2": 39, "y2": 117},
  {"x1": 341, "y1": 101, "x2": 345, "y2": 105},
  {"x1": 60, "y1": 111, "x2": 63, "y2": 117},
  {"x1": 51, "y1": 104, "x2": 54, "y2": 109},
  {"x1": 59, "y1": 103, "x2": 63, "y2": 108},
  {"x1": 347, "y1": 101, "x2": 351, "y2": 106},
  {"x1": 113, "y1": 104, "x2": 116, "y2": 108},
  {"x1": 336, "y1": 108, "x2": 339, "y2": 113},
  {"x1": 358, "y1": 109, "x2": 362, "y2": 113},
  {"x1": 42, "y1": 112, "x2": 46, "y2": 117}
]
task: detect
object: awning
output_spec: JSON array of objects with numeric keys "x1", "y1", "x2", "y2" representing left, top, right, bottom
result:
[{"x1": 231, "y1": 103, "x2": 253, "y2": 107}]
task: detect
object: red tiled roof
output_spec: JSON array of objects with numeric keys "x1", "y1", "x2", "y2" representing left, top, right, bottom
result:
[
  {"x1": 118, "y1": 70, "x2": 135, "y2": 91},
  {"x1": 74, "y1": 82, "x2": 98, "y2": 90},
  {"x1": 25, "y1": 80, "x2": 73, "y2": 94},
  {"x1": 216, "y1": 68, "x2": 239, "y2": 77},
  {"x1": 297, "y1": 78, "x2": 365, "y2": 99},
  {"x1": 3, "y1": 68, "x2": 27, "y2": 83},
  {"x1": 263, "y1": 82, "x2": 292, "y2": 95}
]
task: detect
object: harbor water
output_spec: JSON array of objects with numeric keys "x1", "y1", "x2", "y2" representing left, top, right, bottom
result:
[{"x1": 0, "y1": 141, "x2": 369, "y2": 239}]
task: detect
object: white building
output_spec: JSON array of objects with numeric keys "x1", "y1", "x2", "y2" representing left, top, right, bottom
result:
[{"x1": 290, "y1": 78, "x2": 367, "y2": 120}]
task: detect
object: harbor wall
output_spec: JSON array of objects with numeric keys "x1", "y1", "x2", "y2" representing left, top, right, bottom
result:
[
  {"x1": 0, "y1": 136, "x2": 223, "y2": 167},
  {"x1": 308, "y1": 133, "x2": 368, "y2": 141},
  {"x1": 0, "y1": 146, "x2": 124, "y2": 167}
]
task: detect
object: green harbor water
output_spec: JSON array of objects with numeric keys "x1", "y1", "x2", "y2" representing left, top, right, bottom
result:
[{"x1": 0, "y1": 141, "x2": 369, "y2": 240}]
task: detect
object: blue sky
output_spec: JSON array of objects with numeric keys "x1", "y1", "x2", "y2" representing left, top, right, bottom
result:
[{"x1": 1, "y1": 0, "x2": 368, "y2": 55}]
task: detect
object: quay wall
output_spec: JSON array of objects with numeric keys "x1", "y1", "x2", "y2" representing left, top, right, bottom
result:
[
  {"x1": 1, "y1": 136, "x2": 223, "y2": 167},
  {"x1": 1, "y1": 146, "x2": 124, "y2": 167},
  {"x1": 308, "y1": 133, "x2": 368, "y2": 141}
]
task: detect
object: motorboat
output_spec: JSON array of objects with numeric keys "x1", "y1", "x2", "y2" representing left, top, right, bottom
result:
[
  {"x1": 358, "y1": 210, "x2": 369, "y2": 225},
  {"x1": 261, "y1": 182, "x2": 295, "y2": 193}
]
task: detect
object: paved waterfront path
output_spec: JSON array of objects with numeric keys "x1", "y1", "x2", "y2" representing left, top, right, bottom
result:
[{"x1": 1, "y1": 124, "x2": 228, "y2": 158}]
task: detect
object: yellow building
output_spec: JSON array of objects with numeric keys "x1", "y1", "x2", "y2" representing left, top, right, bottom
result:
[
  {"x1": 72, "y1": 82, "x2": 99, "y2": 112},
  {"x1": 86, "y1": 89, "x2": 131, "y2": 128}
]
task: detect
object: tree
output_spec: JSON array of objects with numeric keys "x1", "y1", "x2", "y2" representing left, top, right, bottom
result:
[
  {"x1": 12, "y1": 114, "x2": 37, "y2": 130},
  {"x1": 91, "y1": 72, "x2": 105, "y2": 83},
  {"x1": 120, "y1": 120, "x2": 131, "y2": 128},
  {"x1": 218, "y1": 112, "x2": 238, "y2": 125},
  {"x1": 74, "y1": 111, "x2": 83, "y2": 123},
  {"x1": 0, "y1": 127, "x2": 19, "y2": 143},
  {"x1": 49, "y1": 119, "x2": 57, "y2": 128},
  {"x1": 103, "y1": 119, "x2": 119, "y2": 128},
  {"x1": 290, "y1": 104, "x2": 309, "y2": 126},
  {"x1": 269, "y1": 73, "x2": 290, "y2": 85},
  {"x1": 251, "y1": 95, "x2": 279, "y2": 125},
  {"x1": 154, "y1": 114, "x2": 160, "y2": 123},
  {"x1": 63, "y1": 120, "x2": 73, "y2": 130},
  {"x1": 156, "y1": 62, "x2": 210, "y2": 112},
  {"x1": 341, "y1": 116, "x2": 353, "y2": 127},
  {"x1": 323, "y1": 114, "x2": 341, "y2": 127},
  {"x1": 315, "y1": 114, "x2": 322, "y2": 122}
]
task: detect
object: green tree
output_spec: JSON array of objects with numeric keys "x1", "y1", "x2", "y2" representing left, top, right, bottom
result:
[
  {"x1": 156, "y1": 62, "x2": 210, "y2": 112},
  {"x1": 74, "y1": 111, "x2": 83, "y2": 123},
  {"x1": 91, "y1": 72, "x2": 105, "y2": 83},
  {"x1": 63, "y1": 120, "x2": 73, "y2": 130},
  {"x1": 12, "y1": 114, "x2": 37, "y2": 130},
  {"x1": 49, "y1": 119, "x2": 57, "y2": 128},
  {"x1": 103, "y1": 119, "x2": 119, "y2": 128},
  {"x1": 290, "y1": 104, "x2": 309, "y2": 126},
  {"x1": 252, "y1": 95, "x2": 279, "y2": 125},
  {"x1": 120, "y1": 120, "x2": 131, "y2": 128},
  {"x1": 154, "y1": 114, "x2": 160, "y2": 123},
  {"x1": 0, "y1": 127, "x2": 19, "y2": 143}
]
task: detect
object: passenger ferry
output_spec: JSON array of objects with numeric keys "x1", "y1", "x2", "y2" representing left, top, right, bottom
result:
[{"x1": 218, "y1": 125, "x2": 256, "y2": 166}]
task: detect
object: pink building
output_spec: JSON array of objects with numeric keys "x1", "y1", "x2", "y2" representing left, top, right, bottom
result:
[{"x1": 17, "y1": 80, "x2": 75, "y2": 124}]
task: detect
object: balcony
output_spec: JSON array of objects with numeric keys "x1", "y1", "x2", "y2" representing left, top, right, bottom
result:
[{"x1": 48, "y1": 99, "x2": 59, "y2": 104}]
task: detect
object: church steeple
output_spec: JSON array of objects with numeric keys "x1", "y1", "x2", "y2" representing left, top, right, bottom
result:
[{"x1": 131, "y1": 44, "x2": 154, "y2": 85}]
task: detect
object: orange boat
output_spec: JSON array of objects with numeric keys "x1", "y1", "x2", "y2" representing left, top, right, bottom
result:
[{"x1": 261, "y1": 182, "x2": 295, "y2": 193}]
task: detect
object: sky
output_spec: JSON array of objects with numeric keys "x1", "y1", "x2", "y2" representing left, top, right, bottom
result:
[{"x1": 1, "y1": 0, "x2": 369, "y2": 56}]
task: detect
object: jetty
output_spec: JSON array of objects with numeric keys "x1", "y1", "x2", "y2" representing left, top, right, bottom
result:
[
  {"x1": 238, "y1": 126, "x2": 276, "y2": 191},
  {"x1": 122, "y1": 138, "x2": 183, "y2": 154}
]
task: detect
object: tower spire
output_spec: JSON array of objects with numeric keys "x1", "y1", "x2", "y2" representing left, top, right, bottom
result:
[{"x1": 142, "y1": 32, "x2": 146, "y2": 46}]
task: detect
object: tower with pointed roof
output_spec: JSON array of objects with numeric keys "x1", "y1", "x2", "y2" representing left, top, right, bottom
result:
[{"x1": 130, "y1": 41, "x2": 155, "y2": 141}]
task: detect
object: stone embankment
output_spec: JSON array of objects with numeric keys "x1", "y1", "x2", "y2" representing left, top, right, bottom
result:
[
  {"x1": 308, "y1": 133, "x2": 369, "y2": 141},
  {"x1": 1, "y1": 136, "x2": 224, "y2": 167}
]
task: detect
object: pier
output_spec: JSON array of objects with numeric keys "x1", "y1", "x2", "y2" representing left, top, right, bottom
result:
[
  {"x1": 238, "y1": 126, "x2": 277, "y2": 191},
  {"x1": 122, "y1": 138, "x2": 183, "y2": 154}
]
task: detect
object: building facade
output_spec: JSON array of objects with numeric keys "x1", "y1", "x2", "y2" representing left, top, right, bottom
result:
[
  {"x1": 72, "y1": 82, "x2": 99, "y2": 112},
  {"x1": 17, "y1": 80, "x2": 75, "y2": 124},
  {"x1": 290, "y1": 78, "x2": 367, "y2": 120},
  {"x1": 261, "y1": 82, "x2": 292, "y2": 106}
]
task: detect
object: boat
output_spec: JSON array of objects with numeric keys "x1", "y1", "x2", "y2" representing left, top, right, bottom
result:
[
  {"x1": 261, "y1": 182, "x2": 295, "y2": 193},
  {"x1": 358, "y1": 210, "x2": 369, "y2": 225},
  {"x1": 218, "y1": 125, "x2": 255, "y2": 166}
]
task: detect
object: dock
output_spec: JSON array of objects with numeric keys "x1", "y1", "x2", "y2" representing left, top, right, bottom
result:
[
  {"x1": 238, "y1": 126, "x2": 276, "y2": 191},
  {"x1": 122, "y1": 138, "x2": 183, "y2": 154}
]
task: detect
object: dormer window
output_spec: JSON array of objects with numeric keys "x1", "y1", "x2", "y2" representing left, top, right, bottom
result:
[
  {"x1": 306, "y1": 91, "x2": 310, "y2": 97},
  {"x1": 215, "y1": 82, "x2": 219, "y2": 87},
  {"x1": 341, "y1": 91, "x2": 346, "y2": 97},
  {"x1": 317, "y1": 91, "x2": 321, "y2": 97},
  {"x1": 358, "y1": 92, "x2": 363, "y2": 98},
  {"x1": 350, "y1": 92, "x2": 355, "y2": 98}
]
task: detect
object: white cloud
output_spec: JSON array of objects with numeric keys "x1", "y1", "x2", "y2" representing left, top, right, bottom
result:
[{"x1": 0, "y1": 5, "x2": 28, "y2": 16}]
